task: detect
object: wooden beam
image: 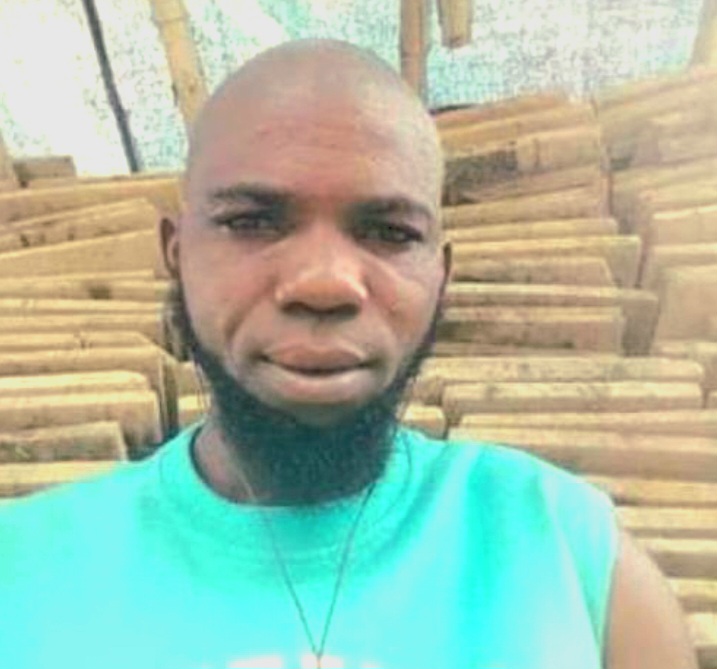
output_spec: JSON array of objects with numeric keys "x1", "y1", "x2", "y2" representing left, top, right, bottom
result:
[
  {"x1": 400, "y1": 0, "x2": 430, "y2": 99},
  {"x1": 692, "y1": 0, "x2": 717, "y2": 65},
  {"x1": 436, "y1": 0, "x2": 473, "y2": 48},
  {"x1": 0, "y1": 129, "x2": 18, "y2": 190},
  {"x1": 149, "y1": 0, "x2": 208, "y2": 134}
]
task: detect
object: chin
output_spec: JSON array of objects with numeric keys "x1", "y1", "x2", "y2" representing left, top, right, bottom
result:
[{"x1": 270, "y1": 398, "x2": 372, "y2": 428}]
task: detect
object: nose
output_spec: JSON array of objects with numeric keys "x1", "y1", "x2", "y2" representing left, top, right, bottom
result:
[{"x1": 274, "y1": 230, "x2": 368, "y2": 319}]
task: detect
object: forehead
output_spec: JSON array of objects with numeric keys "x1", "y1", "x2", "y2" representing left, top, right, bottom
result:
[{"x1": 187, "y1": 89, "x2": 441, "y2": 212}]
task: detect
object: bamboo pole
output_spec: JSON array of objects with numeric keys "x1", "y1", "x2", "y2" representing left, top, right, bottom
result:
[
  {"x1": 436, "y1": 0, "x2": 473, "y2": 48},
  {"x1": 0, "y1": 129, "x2": 18, "y2": 189},
  {"x1": 81, "y1": 0, "x2": 140, "y2": 173},
  {"x1": 149, "y1": 0, "x2": 208, "y2": 134},
  {"x1": 400, "y1": 0, "x2": 430, "y2": 99},
  {"x1": 692, "y1": 0, "x2": 717, "y2": 65}
]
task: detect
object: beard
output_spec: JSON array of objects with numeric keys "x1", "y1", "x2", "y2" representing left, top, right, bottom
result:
[{"x1": 167, "y1": 281, "x2": 442, "y2": 506}]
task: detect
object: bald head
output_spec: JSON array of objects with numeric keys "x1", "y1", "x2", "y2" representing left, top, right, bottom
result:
[{"x1": 184, "y1": 39, "x2": 443, "y2": 210}]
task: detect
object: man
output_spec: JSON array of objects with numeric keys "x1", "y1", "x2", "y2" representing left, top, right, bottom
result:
[{"x1": 0, "y1": 40, "x2": 698, "y2": 669}]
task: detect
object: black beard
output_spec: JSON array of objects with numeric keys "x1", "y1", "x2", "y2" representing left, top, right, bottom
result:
[{"x1": 167, "y1": 282, "x2": 442, "y2": 506}]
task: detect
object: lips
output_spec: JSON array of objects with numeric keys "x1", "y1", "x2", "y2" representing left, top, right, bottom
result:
[{"x1": 262, "y1": 345, "x2": 369, "y2": 374}]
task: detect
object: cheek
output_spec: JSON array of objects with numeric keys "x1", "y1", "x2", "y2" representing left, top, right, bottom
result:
[
  {"x1": 370, "y1": 253, "x2": 444, "y2": 349},
  {"x1": 178, "y1": 236, "x2": 269, "y2": 353}
]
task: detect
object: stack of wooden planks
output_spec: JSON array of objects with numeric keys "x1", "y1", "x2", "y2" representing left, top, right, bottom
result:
[
  {"x1": 427, "y1": 71, "x2": 717, "y2": 667},
  {"x1": 0, "y1": 167, "x2": 183, "y2": 497},
  {"x1": 1, "y1": 66, "x2": 716, "y2": 663}
]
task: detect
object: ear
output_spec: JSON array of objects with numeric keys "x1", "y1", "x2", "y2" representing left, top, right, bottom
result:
[{"x1": 160, "y1": 215, "x2": 181, "y2": 280}]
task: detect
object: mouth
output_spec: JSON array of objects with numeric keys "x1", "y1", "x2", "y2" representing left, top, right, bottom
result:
[
  {"x1": 254, "y1": 346, "x2": 378, "y2": 406},
  {"x1": 261, "y1": 345, "x2": 371, "y2": 375}
]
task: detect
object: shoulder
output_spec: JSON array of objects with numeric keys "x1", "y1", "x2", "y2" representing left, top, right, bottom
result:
[
  {"x1": 0, "y1": 424, "x2": 199, "y2": 535},
  {"x1": 404, "y1": 425, "x2": 613, "y2": 510},
  {"x1": 0, "y1": 457, "x2": 154, "y2": 542}
]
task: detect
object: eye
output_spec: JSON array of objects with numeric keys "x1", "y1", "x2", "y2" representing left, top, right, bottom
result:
[
  {"x1": 356, "y1": 220, "x2": 424, "y2": 246},
  {"x1": 212, "y1": 212, "x2": 285, "y2": 237}
]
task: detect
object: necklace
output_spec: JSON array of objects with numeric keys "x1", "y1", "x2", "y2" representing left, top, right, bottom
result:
[
  {"x1": 232, "y1": 454, "x2": 377, "y2": 669},
  {"x1": 193, "y1": 365, "x2": 378, "y2": 667}
]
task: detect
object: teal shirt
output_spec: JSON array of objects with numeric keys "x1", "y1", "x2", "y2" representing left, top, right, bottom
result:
[{"x1": 0, "y1": 424, "x2": 617, "y2": 669}]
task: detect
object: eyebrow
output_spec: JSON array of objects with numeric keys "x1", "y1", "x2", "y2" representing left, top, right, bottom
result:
[
  {"x1": 206, "y1": 183, "x2": 436, "y2": 223},
  {"x1": 206, "y1": 184, "x2": 290, "y2": 208}
]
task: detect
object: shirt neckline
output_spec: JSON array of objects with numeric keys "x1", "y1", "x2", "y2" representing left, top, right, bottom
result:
[{"x1": 153, "y1": 421, "x2": 419, "y2": 568}]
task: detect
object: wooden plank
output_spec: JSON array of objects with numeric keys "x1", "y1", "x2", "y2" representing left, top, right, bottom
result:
[
  {"x1": 631, "y1": 107, "x2": 715, "y2": 167},
  {"x1": 611, "y1": 156, "x2": 717, "y2": 227},
  {"x1": 428, "y1": 343, "x2": 617, "y2": 357},
  {"x1": 652, "y1": 341, "x2": 717, "y2": 394},
  {"x1": 689, "y1": 612, "x2": 717, "y2": 668},
  {"x1": 654, "y1": 266, "x2": 717, "y2": 341},
  {"x1": 0, "y1": 202, "x2": 159, "y2": 253},
  {"x1": 0, "y1": 298, "x2": 159, "y2": 316},
  {"x1": 0, "y1": 391, "x2": 161, "y2": 451},
  {"x1": 641, "y1": 243, "x2": 717, "y2": 290},
  {"x1": 175, "y1": 361, "x2": 203, "y2": 395},
  {"x1": 436, "y1": 0, "x2": 473, "y2": 48},
  {"x1": 442, "y1": 185, "x2": 607, "y2": 227},
  {"x1": 638, "y1": 538, "x2": 717, "y2": 579},
  {"x1": 0, "y1": 331, "x2": 153, "y2": 352},
  {"x1": 423, "y1": 355, "x2": 700, "y2": 385},
  {"x1": 445, "y1": 217, "x2": 617, "y2": 243},
  {"x1": 433, "y1": 93, "x2": 568, "y2": 128},
  {"x1": 618, "y1": 507, "x2": 717, "y2": 539},
  {"x1": 0, "y1": 178, "x2": 180, "y2": 223},
  {"x1": 3, "y1": 198, "x2": 154, "y2": 232},
  {"x1": 449, "y1": 164, "x2": 608, "y2": 207},
  {"x1": 632, "y1": 179, "x2": 717, "y2": 238},
  {"x1": 0, "y1": 270, "x2": 154, "y2": 283},
  {"x1": 445, "y1": 283, "x2": 658, "y2": 354},
  {"x1": 459, "y1": 410, "x2": 717, "y2": 438},
  {"x1": 402, "y1": 404, "x2": 446, "y2": 438},
  {"x1": 440, "y1": 104, "x2": 595, "y2": 151},
  {"x1": 439, "y1": 305, "x2": 624, "y2": 352},
  {"x1": 11, "y1": 156, "x2": 76, "y2": 185},
  {"x1": 452, "y1": 236, "x2": 641, "y2": 288},
  {"x1": 672, "y1": 579, "x2": 717, "y2": 612},
  {"x1": 0, "y1": 370, "x2": 150, "y2": 399},
  {"x1": 0, "y1": 421, "x2": 127, "y2": 462},
  {"x1": 178, "y1": 394, "x2": 204, "y2": 428},
  {"x1": 447, "y1": 427, "x2": 717, "y2": 482},
  {"x1": 0, "y1": 278, "x2": 169, "y2": 302},
  {"x1": 0, "y1": 461, "x2": 118, "y2": 498},
  {"x1": 649, "y1": 204, "x2": 717, "y2": 246},
  {"x1": 443, "y1": 381, "x2": 702, "y2": 424},
  {"x1": 25, "y1": 175, "x2": 177, "y2": 190},
  {"x1": 633, "y1": 131, "x2": 717, "y2": 167},
  {"x1": 597, "y1": 73, "x2": 717, "y2": 163},
  {"x1": 0, "y1": 347, "x2": 167, "y2": 406},
  {"x1": 0, "y1": 314, "x2": 163, "y2": 346},
  {"x1": 451, "y1": 255, "x2": 615, "y2": 286},
  {"x1": 594, "y1": 66, "x2": 717, "y2": 111},
  {"x1": 588, "y1": 476, "x2": 717, "y2": 508},
  {"x1": 712, "y1": 316, "x2": 717, "y2": 340},
  {"x1": 0, "y1": 230, "x2": 164, "y2": 278},
  {"x1": 443, "y1": 126, "x2": 605, "y2": 181}
]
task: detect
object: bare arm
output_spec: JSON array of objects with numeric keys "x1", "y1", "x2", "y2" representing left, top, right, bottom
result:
[{"x1": 605, "y1": 529, "x2": 699, "y2": 669}]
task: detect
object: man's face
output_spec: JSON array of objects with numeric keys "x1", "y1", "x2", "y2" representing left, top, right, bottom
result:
[{"x1": 168, "y1": 89, "x2": 448, "y2": 427}]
